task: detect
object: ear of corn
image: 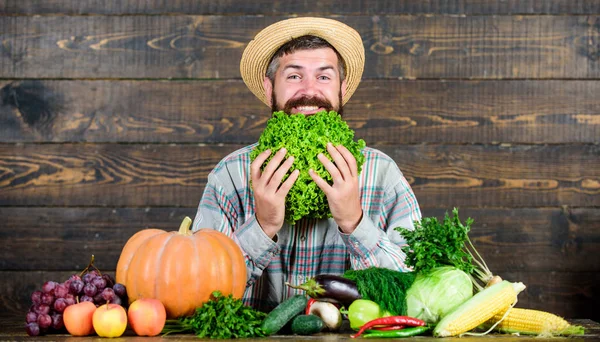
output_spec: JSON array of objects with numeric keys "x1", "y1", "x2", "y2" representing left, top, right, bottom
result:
[
  {"x1": 484, "y1": 308, "x2": 584, "y2": 336},
  {"x1": 433, "y1": 280, "x2": 526, "y2": 337}
]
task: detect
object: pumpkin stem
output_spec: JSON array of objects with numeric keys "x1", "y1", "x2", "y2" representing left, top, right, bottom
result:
[{"x1": 178, "y1": 216, "x2": 193, "y2": 236}]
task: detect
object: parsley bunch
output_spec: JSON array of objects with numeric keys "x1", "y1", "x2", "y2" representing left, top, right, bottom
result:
[
  {"x1": 161, "y1": 291, "x2": 267, "y2": 338},
  {"x1": 250, "y1": 111, "x2": 366, "y2": 225},
  {"x1": 396, "y1": 208, "x2": 475, "y2": 275}
]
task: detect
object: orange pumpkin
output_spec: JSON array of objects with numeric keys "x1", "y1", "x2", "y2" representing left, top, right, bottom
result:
[{"x1": 116, "y1": 217, "x2": 247, "y2": 318}]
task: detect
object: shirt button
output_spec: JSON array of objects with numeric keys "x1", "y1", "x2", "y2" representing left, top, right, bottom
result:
[{"x1": 300, "y1": 235, "x2": 306, "y2": 241}]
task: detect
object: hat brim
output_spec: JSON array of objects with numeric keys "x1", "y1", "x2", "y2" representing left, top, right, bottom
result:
[{"x1": 240, "y1": 17, "x2": 365, "y2": 107}]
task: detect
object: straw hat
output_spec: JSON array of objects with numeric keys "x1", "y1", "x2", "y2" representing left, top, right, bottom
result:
[{"x1": 240, "y1": 17, "x2": 365, "y2": 106}]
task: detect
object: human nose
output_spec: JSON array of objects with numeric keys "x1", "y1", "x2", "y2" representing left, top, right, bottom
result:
[{"x1": 299, "y1": 78, "x2": 319, "y2": 97}]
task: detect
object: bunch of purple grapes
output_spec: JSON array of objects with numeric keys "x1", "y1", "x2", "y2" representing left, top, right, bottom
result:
[{"x1": 25, "y1": 270, "x2": 128, "y2": 337}]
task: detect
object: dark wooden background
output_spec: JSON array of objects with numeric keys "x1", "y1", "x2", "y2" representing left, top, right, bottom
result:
[{"x1": 1, "y1": 1, "x2": 598, "y2": 321}]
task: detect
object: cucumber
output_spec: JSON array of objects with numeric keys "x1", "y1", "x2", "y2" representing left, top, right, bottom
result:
[
  {"x1": 261, "y1": 295, "x2": 308, "y2": 335},
  {"x1": 291, "y1": 314, "x2": 325, "y2": 335}
]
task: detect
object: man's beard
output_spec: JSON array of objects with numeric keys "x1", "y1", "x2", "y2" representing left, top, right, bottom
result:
[{"x1": 271, "y1": 91, "x2": 344, "y2": 115}]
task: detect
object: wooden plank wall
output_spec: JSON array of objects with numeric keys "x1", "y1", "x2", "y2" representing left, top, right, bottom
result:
[{"x1": 1, "y1": 1, "x2": 599, "y2": 320}]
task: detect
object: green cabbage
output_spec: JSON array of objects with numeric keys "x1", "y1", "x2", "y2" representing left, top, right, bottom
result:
[
  {"x1": 250, "y1": 111, "x2": 366, "y2": 225},
  {"x1": 406, "y1": 266, "x2": 473, "y2": 324}
]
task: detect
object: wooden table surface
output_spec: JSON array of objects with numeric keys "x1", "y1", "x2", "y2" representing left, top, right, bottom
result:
[{"x1": 2, "y1": 315, "x2": 599, "y2": 342}]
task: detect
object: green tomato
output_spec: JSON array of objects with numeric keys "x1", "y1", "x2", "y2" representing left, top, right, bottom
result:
[{"x1": 347, "y1": 299, "x2": 382, "y2": 330}]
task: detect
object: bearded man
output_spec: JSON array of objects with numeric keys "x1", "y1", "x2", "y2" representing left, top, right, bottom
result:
[{"x1": 192, "y1": 17, "x2": 421, "y2": 311}]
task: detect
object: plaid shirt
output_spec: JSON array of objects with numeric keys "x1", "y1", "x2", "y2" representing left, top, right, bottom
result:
[{"x1": 192, "y1": 144, "x2": 421, "y2": 311}]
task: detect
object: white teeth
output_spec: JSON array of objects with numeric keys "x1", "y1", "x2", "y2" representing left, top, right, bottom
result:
[{"x1": 296, "y1": 106, "x2": 319, "y2": 111}]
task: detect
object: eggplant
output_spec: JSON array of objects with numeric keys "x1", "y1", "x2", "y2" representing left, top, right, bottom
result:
[{"x1": 286, "y1": 274, "x2": 362, "y2": 306}]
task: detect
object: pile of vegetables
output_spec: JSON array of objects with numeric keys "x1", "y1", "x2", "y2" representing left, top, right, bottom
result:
[
  {"x1": 283, "y1": 210, "x2": 482, "y2": 336},
  {"x1": 288, "y1": 209, "x2": 483, "y2": 326},
  {"x1": 285, "y1": 208, "x2": 584, "y2": 338},
  {"x1": 395, "y1": 208, "x2": 488, "y2": 325},
  {"x1": 396, "y1": 208, "x2": 584, "y2": 337},
  {"x1": 129, "y1": 209, "x2": 584, "y2": 339},
  {"x1": 250, "y1": 110, "x2": 366, "y2": 224},
  {"x1": 287, "y1": 268, "x2": 415, "y2": 317}
]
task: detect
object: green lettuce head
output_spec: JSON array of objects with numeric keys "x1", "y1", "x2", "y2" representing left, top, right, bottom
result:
[
  {"x1": 250, "y1": 111, "x2": 366, "y2": 225},
  {"x1": 406, "y1": 266, "x2": 474, "y2": 324}
]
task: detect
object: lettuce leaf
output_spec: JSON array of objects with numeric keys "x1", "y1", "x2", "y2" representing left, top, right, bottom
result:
[{"x1": 250, "y1": 111, "x2": 366, "y2": 224}]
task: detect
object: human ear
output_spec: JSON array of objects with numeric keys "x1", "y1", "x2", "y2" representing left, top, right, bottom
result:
[
  {"x1": 341, "y1": 79, "x2": 347, "y2": 99},
  {"x1": 263, "y1": 77, "x2": 273, "y2": 106}
]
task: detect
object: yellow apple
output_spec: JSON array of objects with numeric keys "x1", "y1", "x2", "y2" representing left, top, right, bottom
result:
[
  {"x1": 127, "y1": 298, "x2": 167, "y2": 336},
  {"x1": 92, "y1": 303, "x2": 127, "y2": 337}
]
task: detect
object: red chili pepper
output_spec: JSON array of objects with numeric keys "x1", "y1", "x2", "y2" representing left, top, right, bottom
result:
[
  {"x1": 351, "y1": 316, "x2": 425, "y2": 338},
  {"x1": 305, "y1": 298, "x2": 318, "y2": 315},
  {"x1": 371, "y1": 325, "x2": 405, "y2": 331}
]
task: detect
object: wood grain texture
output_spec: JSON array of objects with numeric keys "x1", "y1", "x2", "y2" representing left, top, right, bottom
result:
[
  {"x1": 0, "y1": 208, "x2": 196, "y2": 271},
  {"x1": 0, "y1": 144, "x2": 598, "y2": 207},
  {"x1": 499, "y1": 271, "x2": 600, "y2": 321},
  {"x1": 2, "y1": 269, "x2": 597, "y2": 320},
  {"x1": 1, "y1": 207, "x2": 598, "y2": 273},
  {"x1": 2, "y1": 0, "x2": 599, "y2": 15},
  {"x1": 0, "y1": 143, "x2": 221, "y2": 207},
  {"x1": 2, "y1": 80, "x2": 599, "y2": 144},
  {"x1": 2, "y1": 15, "x2": 600, "y2": 79}
]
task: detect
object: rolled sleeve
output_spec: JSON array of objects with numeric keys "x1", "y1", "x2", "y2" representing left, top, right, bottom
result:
[
  {"x1": 338, "y1": 214, "x2": 382, "y2": 265},
  {"x1": 235, "y1": 216, "x2": 281, "y2": 286}
]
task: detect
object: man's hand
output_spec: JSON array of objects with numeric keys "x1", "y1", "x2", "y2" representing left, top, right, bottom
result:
[
  {"x1": 250, "y1": 147, "x2": 299, "y2": 238},
  {"x1": 309, "y1": 143, "x2": 363, "y2": 234}
]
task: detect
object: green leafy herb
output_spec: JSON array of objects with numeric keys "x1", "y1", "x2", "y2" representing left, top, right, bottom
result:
[
  {"x1": 343, "y1": 267, "x2": 416, "y2": 316},
  {"x1": 395, "y1": 208, "x2": 494, "y2": 291},
  {"x1": 161, "y1": 291, "x2": 267, "y2": 339},
  {"x1": 250, "y1": 111, "x2": 366, "y2": 224}
]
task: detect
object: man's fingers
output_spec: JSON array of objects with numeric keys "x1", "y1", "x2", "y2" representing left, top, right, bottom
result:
[
  {"x1": 318, "y1": 152, "x2": 342, "y2": 183},
  {"x1": 268, "y1": 156, "x2": 295, "y2": 190},
  {"x1": 326, "y1": 142, "x2": 351, "y2": 179},
  {"x1": 278, "y1": 169, "x2": 300, "y2": 196},
  {"x1": 261, "y1": 147, "x2": 288, "y2": 184},
  {"x1": 250, "y1": 149, "x2": 271, "y2": 183},
  {"x1": 335, "y1": 144, "x2": 358, "y2": 178},
  {"x1": 309, "y1": 169, "x2": 331, "y2": 195}
]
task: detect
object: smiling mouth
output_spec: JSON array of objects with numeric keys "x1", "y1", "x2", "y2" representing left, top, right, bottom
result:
[{"x1": 291, "y1": 106, "x2": 326, "y2": 115}]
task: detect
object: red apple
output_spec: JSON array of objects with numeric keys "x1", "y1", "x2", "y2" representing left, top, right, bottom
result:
[
  {"x1": 127, "y1": 298, "x2": 167, "y2": 336},
  {"x1": 63, "y1": 301, "x2": 96, "y2": 336},
  {"x1": 92, "y1": 303, "x2": 127, "y2": 338}
]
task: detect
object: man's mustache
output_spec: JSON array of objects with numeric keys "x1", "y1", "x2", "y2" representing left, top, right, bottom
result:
[{"x1": 282, "y1": 96, "x2": 333, "y2": 114}]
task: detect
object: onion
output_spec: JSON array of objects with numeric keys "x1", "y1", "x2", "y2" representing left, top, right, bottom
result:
[{"x1": 307, "y1": 301, "x2": 342, "y2": 331}]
